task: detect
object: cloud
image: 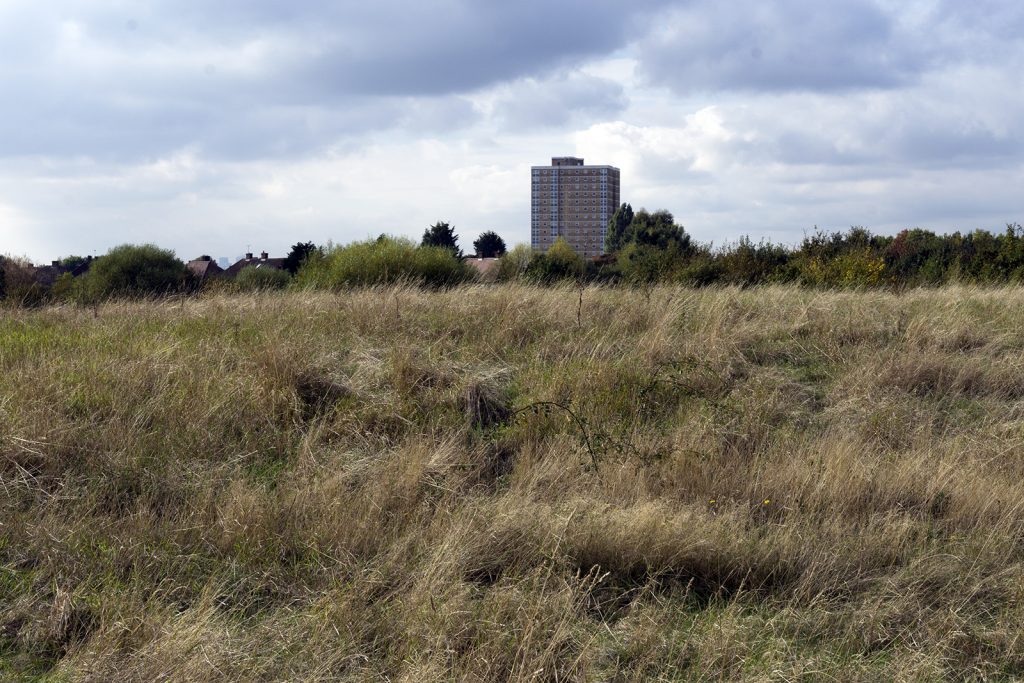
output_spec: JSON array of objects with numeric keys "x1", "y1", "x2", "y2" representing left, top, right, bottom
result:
[
  {"x1": 636, "y1": 0, "x2": 930, "y2": 93},
  {"x1": 0, "y1": 1, "x2": 669, "y2": 163},
  {"x1": 574, "y1": 88, "x2": 1024, "y2": 246},
  {"x1": 486, "y1": 72, "x2": 628, "y2": 130}
]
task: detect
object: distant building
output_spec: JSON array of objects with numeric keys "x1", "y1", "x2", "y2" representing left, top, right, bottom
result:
[
  {"x1": 223, "y1": 251, "x2": 286, "y2": 278},
  {"x1": 31, "y1": 256, "x2": 95, "y2": 286},
  {"x1": 217, "y1": 257, "x2": 230, "y2": 270},
  {"x1": 31, "y1": 262, "x2": 71, "y2": 287},
  {"x1": 186, "y1": 255, "x2": 224, "y2": 282},
  {"x1": 464, "y1": 256, "x2": 500, "y2": 277},
  {"x1": 531, "y1": 157, "x2": 620, "y2": 258}
]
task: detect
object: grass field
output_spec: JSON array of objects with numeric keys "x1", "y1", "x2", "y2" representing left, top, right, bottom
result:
[{"x1": 4, "y1": 284, "x2": 1024, "y2": 681}]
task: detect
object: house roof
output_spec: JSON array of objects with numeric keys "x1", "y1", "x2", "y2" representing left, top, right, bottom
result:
[
  {"x1": 464, "y1": 257, "x2": 500, "y2": 275},
  {"x1": 69, "y1": 257, "x2": 95, "y2": 277},
  {"x1": 223, "y1": 256, "x2": 286, "y2": 278},
  {"x1": 31, "y1": 264, "x2": 69, "y2": 287},
  {"x1": 187, "y1": 257, "x2": 224, "y2": 280}
]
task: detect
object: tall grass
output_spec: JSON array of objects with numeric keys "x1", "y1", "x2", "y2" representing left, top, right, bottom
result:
[{"x1": 3, "y1": 284, "x2": 1024, "y2": 680}]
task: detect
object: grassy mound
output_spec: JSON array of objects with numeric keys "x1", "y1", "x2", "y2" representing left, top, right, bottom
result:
[{"x1": 3, "y1": 284, "x2": 1024, "y2": 680}]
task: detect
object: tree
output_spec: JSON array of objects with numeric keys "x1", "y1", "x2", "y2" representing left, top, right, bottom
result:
[
  {"x1": 629, "y1": 209, "x2": 691, "y2": 252},
  {"x1": 604, "y1": 203, "x2": 634, "y2": 253},
  {"x1": 78, "y1": 244, "x2": 187, "y2": 300},
  {"x1": 472, "y1": 231, "x2": 507, "y2": 258},
  {"x1": 421, "y1": 221, "x2": 461, "y2": 257},
  {"x1": 283, "y1": 241, "x2": 318, "y2": 275}
]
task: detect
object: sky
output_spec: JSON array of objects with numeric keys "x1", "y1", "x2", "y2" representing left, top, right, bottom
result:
[{"x1": 2, "y1": 0, "x2": 1023, "y2": 263}]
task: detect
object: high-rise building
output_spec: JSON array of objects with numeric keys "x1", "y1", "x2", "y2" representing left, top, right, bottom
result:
[{"x1": 530, "y1": 157, "x2": 620, "y2": 258}]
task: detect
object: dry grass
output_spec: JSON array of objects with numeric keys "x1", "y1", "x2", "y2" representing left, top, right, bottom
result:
[{"x1": 4, "y1": 284, "x2": 1024, "y2": 680}]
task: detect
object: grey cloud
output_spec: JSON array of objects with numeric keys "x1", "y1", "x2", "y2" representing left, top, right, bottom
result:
[
  {"x1": 636, "y1": 0, "x2": 930, "y2": 93},
  {"x1": 158, "y1": 0, "x2": 671, "y2": 97},
  {"x1": 0, "y1": 1, "x2": 671, "y2": 162},
  {"x1": 493, "y1": 73, "x2": 628, "y2": 130}
]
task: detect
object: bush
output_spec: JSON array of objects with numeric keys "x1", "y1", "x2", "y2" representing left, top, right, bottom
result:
[
  {"x1": 618, "y1": 242, "x2": 690, "y2": 284},
  {"x1": 797, "y1": 249, "x2": 886, "y2": 287},
  {"x1": 0, "y1": 256, "x2": 47, "y2": 307},
  {"x1": 296, "y1": 236, "x2": 472, "y2": 289},
  {"x1": 675, "y1": 255, "x2": 725, "y2": 287},
  {"x1": 234, "y1": 266, "x2": 291, "y2": 291},
  {"x1": 493, "y1": 244, "x2": 534, "y2": 282},
  {"x1": 717, "y1": 237, "x2": 792, "y2": 286},
  {"x1": 77, "y1": 244, "x2": 188, "y2": 300},
  {"x1": 525, "y1": 238, "x2": 585, "y2": 284}
]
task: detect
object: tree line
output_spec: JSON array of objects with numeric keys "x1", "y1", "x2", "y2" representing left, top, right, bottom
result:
[{"x1": 3, "y1": 210, "x2": 1024, "y2": 305}]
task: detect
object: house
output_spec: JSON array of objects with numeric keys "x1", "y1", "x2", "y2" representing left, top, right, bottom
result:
[
  {"x1": 31, "y1": 262, "x2": 71, "y2": 287},
  {"x1": 30, "y1": 255, "x2": 96, "y2": 287},
  {"x1": 463, "y1": 256, "x2": 500, "y2": 277},
  {"x1": 186, "y1": 255, "x2": 224, "y2": 282},
  {"x1": 223, "y1": 252, "x2": 286, "y2": 279}
]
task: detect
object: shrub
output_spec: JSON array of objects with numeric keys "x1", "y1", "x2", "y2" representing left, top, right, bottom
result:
[
  {"x1": 0, "y1": 256, "x2": 47, "y2": 307},
  {"x1": 50, "y1": 272, "x2": 77, "y2": 300},
  {"x1": 798, "y1": 249, "x2": 886, "y2": 287},
  {"x1": 525, "y1": 238, "x2": 585, "y2": 284},
  {"x1": 675, "y1": 255, "x2": 725, "y2": 287},
  {"x1": 77, "y1": 244, "x2": 188, "y2": 300},
  {"x1": 493, "y1": 244, "x2": 534, "y2": 282},
  {"x1": 234, "y1": 266, "x2": 291, "y2": 291},
  {"x1": 618, "y1": 242, "x2": 688, "y2": 284},
  {"x1": 718, "y1": 237, "x2": 792, "y2": 286},
  {"x1": 296, "y1": 236, "x2": 471, "y2": 288}
]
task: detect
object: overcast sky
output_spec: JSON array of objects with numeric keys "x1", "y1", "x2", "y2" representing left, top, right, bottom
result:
[{"x1": 2, "y1": 0, "x2": 1022, "y2": 263}]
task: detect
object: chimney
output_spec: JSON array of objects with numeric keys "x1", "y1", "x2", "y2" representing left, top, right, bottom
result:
[
  {"x1": 260, "y1": 251, "x2": 268, "y2": 261},
  {"x1": 52, "y1": 260, "x2": 59, "y2": 267},
  {"x1": 245, "y1": 252, "x2": 253, "y2": 260}
]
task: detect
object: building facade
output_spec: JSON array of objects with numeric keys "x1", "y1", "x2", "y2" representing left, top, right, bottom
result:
[{"x1": 531, "y1": 157, "x2": 620, "y2": 258}]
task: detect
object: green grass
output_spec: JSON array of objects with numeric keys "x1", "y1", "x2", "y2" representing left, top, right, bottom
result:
[{"x1": 4, "y1": 284, "x2": 1024, "y2": 680}]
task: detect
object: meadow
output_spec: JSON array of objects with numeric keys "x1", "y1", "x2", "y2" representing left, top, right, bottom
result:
[{"x1": 3, "y1": 284, "x2": 1024, "y2": 681}]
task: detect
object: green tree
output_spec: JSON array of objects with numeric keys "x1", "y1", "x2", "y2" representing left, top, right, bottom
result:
[
  {"x1": 283, "y1": 241, "x2": 318, "y2": 275},
  {"x1": 604, "y1": 203, "x2": 634, "y2": 253},
  {"x1": 629, "y1": 209, "x2": 691, "y2": 252},
  {"x1": 472, "y1": 231, "x2": 507, "y2": 258},
  {"x1": 78, "y1": 244, "x2": 188, "y2": 300},
  {"x1": 421, "y1": 221, "x2": 462, "y2": 257}
]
